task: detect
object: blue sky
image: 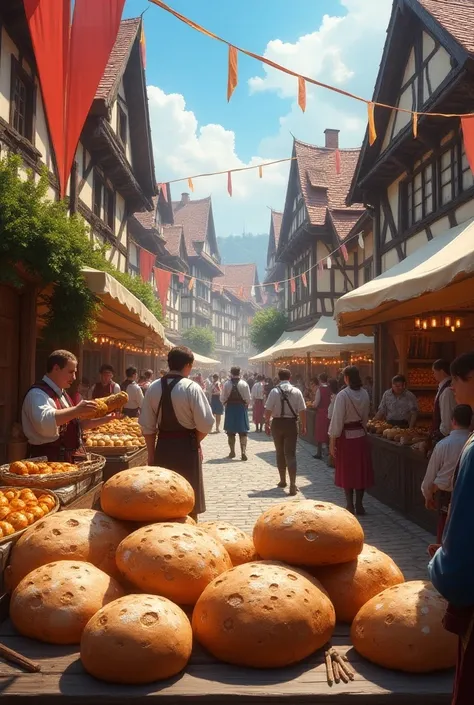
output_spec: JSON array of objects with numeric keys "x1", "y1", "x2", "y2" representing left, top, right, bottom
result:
[{"x1": 123, "y1": 0, "x2": 393, "y2": 235}]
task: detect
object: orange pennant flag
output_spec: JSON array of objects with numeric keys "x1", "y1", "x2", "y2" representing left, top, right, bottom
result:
[
  {"x1": 462, "y1": 116, "x2": 474, "y2": 174},
  {"x1": 140, "y1": 22, "x2": 146, "y2": 68},
  {"x1": 340, "y1": 244, "x2": 349, "y2": 262},
  {"x1": 188, "y1": 177, "x2": 194, "y2": 192},
  {"x1": 274, "y1": 282, "x2": 279, "y2": 293},
  {"x1": 412, "y1": 112, "x2": 418, "y2": 139},
  {"x1": 290, "y1": 277, "x2": 296, "y2": 294},
  {"x1": 188, "y1": 277, "x2": 195, "y2": 291},
  {"x1": 178, "y1": 272, "x2": 185, "y2": 284},
  {"x1": 258, "y1": 165, "x2": 263, "y2": 178},
  {"x1": 227, "y1": 171, "x2": 233, "y2": 197},
  {"x1": 368, "y1": 102, "x2": 377, "y2": 146},
  {"x1": 298, "y1": 76, "x2": 306, "y2": 113},
  {"x1": 301, "y1": 272, "x2": 307, "y2": 287},
  {"x1": 227, "y1": 45, "x2": 238, "y2": 101}
]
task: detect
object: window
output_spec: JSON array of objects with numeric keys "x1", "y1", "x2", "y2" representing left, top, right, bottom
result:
[
  {"x1": 93, "y1": 173, "x2": 103, "y2": 218},
  {"x1": 405, "y1": 161, "x2": 433, "y2": 227},
  {"x1": 104, "y1": 185, "x2": 115, "y2": 232},
  {"x1": 117, "y1": 104, "x2": 128, "y2": 147},
  {"x1": 93, "y1": 171, "x2": 115, "y2": 232},
  {"x1": 10, "y1": 57, "x2": 34, "y2": 141}
]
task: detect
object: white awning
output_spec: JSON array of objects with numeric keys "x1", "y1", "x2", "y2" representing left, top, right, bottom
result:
[
  {"x1": 248, "y1": 328, "x2": 312, "y2": 363},
  {"x1": 192, "y1": 352, "x2": 222, "y2": 368},
  {"x1": 277, "y1": 317, "x2": 373, "y2": 357},
  {"x1": 335, "y1": 218, "x2": 474, "y2": 334}
]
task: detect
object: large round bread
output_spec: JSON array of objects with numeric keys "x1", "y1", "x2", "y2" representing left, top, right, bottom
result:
[
  {"x1": 10, "y1": 560, "x2": 124, "y2": 644},
  {"x1": 5, "y1": 510, "x2": 129, "y2": 590},
  {"x1": 101, "y1": 467, "x2": 194, "y2": 521},
  {"x1": 253, "y1": 500, "x2": 364, "y2": 566},
  {"x1": 351, "y1": 581, "x2": 457, "y2": 672},
  {"x1": 116, "y1": 523, "x2": 233, "y2": 605},
  {"x1": 81, "y1": 594, "x2": 192, "y2": 683},
  {"x1": 311, "y1": 544, "x2": 405, "y2": 622},
  {"x1": 193, "y1": 561, "x2": 335, "y2": 668},
  {"x1": 200, "y1": 522, "x2": 258, "y2": 566}
]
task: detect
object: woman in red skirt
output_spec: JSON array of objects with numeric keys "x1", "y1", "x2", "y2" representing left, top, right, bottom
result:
[{"x1": 328, "y1": 365, "x2": 373, "y2": 515}]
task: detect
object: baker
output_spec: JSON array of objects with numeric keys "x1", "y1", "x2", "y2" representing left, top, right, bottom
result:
[
  {"x1": 21, "y1": 349, "x2": 115, "y2": 462},
  {"x1": 431, "y1": 359, "x2": 456, "y2": 443},
  {"x1": 139, "y1": 346, "x2": 214, "y2": 519},
  {"x1": 374, "y1": 374, "x2": 418, "y2": 429}
]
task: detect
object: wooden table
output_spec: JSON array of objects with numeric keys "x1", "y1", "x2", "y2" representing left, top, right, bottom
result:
[
  {"x1": 102, "y1": 447, "x2": 148, "y2": 482},
  {"x1": 0, "y1": 620, "x2": 453, "y2": 703}
]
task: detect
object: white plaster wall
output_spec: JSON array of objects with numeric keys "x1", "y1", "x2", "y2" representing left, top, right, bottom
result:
[
  {"x1": 317, "y1": 269, "x2": 331, "y2": 291},
  {"x1": 381, "y1": 247, "x2": 399, "y2": 273},
  {"x1": 430, "y1": 215, "x2": 451, "y2": 238},
  {"x1": 78, "y1": 142, "x2": 93, "y2": 209},
  {"x1": 116, "y1": 193, "x2": 127, "y2": 245},
  {"x1": 405, "y1": 230, "x2": 428, "y2": 256},
  {"x1": 455, "y1": 199, "x2": 474, "y2": 226},
  {"x1": 0, "y1": 31, "x2": 18, "y2": 122},
  {"x1": 426, "y1": 45, "x2": 452, "y2": 95},
  {"x1": 422, "y1": 31, "x2": 436, "y2": 60},
  {"x1": 334, "y1": 269, "x2": 345, "y2": 292},
  {"x1": 35, "y1": 89, "x2": 54, "y2": 171}
]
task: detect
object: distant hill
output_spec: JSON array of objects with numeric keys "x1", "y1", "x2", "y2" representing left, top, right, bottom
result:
[{"x1": 217, "y1": 233, "x2": 268, "y2": 282}]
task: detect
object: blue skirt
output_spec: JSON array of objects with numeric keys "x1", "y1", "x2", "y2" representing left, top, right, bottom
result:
[
  {"x1": 224, "y1": 404, "x2": 250, "y2": 434},
  {"x1": 211, "y1": 395, "x2": 224, "y2": 415}
]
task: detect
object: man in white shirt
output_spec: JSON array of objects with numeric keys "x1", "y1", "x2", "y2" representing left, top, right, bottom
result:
[
  {"x1": 22, "y1": 349, "x2": 114, "y2": 461},
  {"x1": 432, "y1": 359, "x2": 457, "y2": 442},
  {"x1": 251, "y1": 374, "x2": 265, "y2": 432},
  {"x1": 264, "y1": 369, "x2": 307, "y2": 496},
  {"x1": 140, "y1": 346, "x2": 214, "y2": 519},
  {"x1": 221, "y1": 367, "x2": 251, "y2": 461},
  {"x1": 422, "y1": 404, "x2": 472, "y2": 542},
  {"x1": 121, "y1": 366, "x2": 144, "y2": 417}
]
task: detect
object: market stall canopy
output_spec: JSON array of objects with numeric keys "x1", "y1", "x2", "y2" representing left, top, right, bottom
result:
[
  {"x1": 335, "y1": 218, "x2": 474, "y2": 335},
  {"x1": 248, "y1": 329, "x2": 310, "y2": 363},
  {"x1": 81, "y1": 267, "x2": 168, "y2": 350},
  {"x1": 192, "y1": 352, "x2": 222, "y2": 368},
  {"x1": 276, "y1": 317, "x2": 373, "y2": 358}
]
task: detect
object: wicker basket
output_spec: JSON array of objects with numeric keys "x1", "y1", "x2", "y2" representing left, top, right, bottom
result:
[
  {"x1": 0, "y1": 487, "x2": 60, "y2": 546},
  {"x1": 0, "y1": 454, "x2": 106, "y2": 490}
]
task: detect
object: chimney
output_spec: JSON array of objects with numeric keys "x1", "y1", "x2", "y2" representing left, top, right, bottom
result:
[
  {"x1": 324, "y1": 129, "x2": 340, "y2": 150},
  {"x1": 181, "y1": 192, "x2": 190, "y2": 205}
]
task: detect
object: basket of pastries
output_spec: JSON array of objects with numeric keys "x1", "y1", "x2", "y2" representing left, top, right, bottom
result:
[
  {"x1": 0, "y1": 486, "x2": 59, "y2": 544},
  {"x1": 84, "y1": 418, "x2": 146, "y2": 454},
  {"x1": 367, "y1": 421, "x2": 392, "y2": 435},
  {"x1": 0, "y1": 453, "x2": 106, "y2": 489}
]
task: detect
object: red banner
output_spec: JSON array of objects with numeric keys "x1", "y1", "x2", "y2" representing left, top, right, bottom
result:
[
  {"x1": 462, "y1": 117, "x2": 474, "y2": 175},
  {"x1": 154, "y1": 267, "x2": 172, "y2": 315},
  {"x1": 139, "y1": 248, "x2": 155, "y2": 283},
  {"x1": 64, "y1": 0, "x2": 125, "y2": 196},
  {"x1": 23, "y1": 0, "x2": 70, "y2": 197}
]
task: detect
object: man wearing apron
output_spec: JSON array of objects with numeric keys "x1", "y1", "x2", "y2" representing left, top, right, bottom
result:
[
  {"x1": 139, "y1": 347, "x2": 214, "y2": 519},
  {"x1": 374, "y1": 374, "x2": 418, "y2": 429}
]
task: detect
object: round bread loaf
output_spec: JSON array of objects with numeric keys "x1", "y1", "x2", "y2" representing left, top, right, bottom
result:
[
  {"x1": 200, "y1": 522, "x2": 258, "y2": 566},
  {"x1": 10, "y1": 560, "x2": 124, "y2": 644},
  {"x1": 116, "y1": 523, "x2": 233, "y2": 605},
  {"x1": 351, "y1": 580, "x2": 457, "y2": 672},
  {"x1": 101, "y1": 467, "x2": 194, "y2": 521},
  {"x1": 311, "y1": 544, "x2": 405, "y2": 622},
  {"x1": 253, "y1": 500, "x2": 364, "y2": 566},
  {"x1": 5, "y1": 510, "x2": 129, "y2": 590},
  {"x1": 81, "y1": 593, "x2": 192, "y2": 683},
  {"x1": 192, "y1": 561, "x2": 335, "y2": 668}
]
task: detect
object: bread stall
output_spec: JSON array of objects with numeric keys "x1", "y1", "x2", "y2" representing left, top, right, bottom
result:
[{"x1": 335, "y1": 220, "x2": 474, "y2": 533}]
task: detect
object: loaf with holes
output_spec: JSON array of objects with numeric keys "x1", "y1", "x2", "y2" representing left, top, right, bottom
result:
[
  {"x1": 351, "y1": 581, "x2": 457, "y2": 672},
  {"x1": 5, "y1": 509, "x2": 129, "y2": 590},
  {"x1": 192, "y1": 561, "x2": 335, "y2": 667},
  {"x1": 116, "y1": 522, "x2": 233, "y2": 605},
  {"x1": 200, "y1": 521, "x2": 258, "y2": 566},
  {"x1": 100, "y1": 467, "x2": 195, "y2": 522},
  {"x1": 253, "y1": 500, "x2": 364, "y2": 566},
  {"x1": 81, "y1": 593, "x2": 192, "y2": 683},
  {"x1": 10, "y1": 560, "x2": 124, "y2": 644}
]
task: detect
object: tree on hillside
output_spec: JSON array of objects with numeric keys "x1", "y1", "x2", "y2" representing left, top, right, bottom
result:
[
  {"x1": 183, "y1": 326, "x2": 216, "y2": 357},
  {"x1": 250, "y1": 308, "x2": 287, "y2": 353}
]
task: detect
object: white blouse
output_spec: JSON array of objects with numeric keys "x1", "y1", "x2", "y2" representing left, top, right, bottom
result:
[{"x1": 328, "y1": 387, "x2": 370, "y2": 439}]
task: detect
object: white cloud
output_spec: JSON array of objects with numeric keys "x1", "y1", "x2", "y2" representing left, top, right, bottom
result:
[{"x1": 147, "y1": 0, "x2": 393, "y2": 236}]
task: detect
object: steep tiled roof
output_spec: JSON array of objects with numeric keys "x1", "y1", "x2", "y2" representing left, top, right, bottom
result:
[
  {"x1": 215, "y1": 264, "x2": 259, "y2": 302},
  {"x1": 271, "y1": 210, "x2": 283, "y2": 248},
  {"x1": 162, "y1": 225, "x2": 186, "y2": 258},
  {"x1": 418, "y1": 0, "x2": 474, "y2": 55},
  {"x1": 95, "y1": 18, "x2": 141, "y2": 104},
  {"x1": 133, "y1": 195, "x2": 158, "y2": 231},
  {"x1": 172, "y1": 197, "x2": 211, "y2": 257},
  {"x1": 294, "y1": 139, "x2": 364, "y2": 241}
]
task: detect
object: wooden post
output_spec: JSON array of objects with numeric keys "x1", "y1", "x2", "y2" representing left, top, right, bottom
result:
[{"x1": 305, "y1": 352, "x2": 311, "y2": 384}]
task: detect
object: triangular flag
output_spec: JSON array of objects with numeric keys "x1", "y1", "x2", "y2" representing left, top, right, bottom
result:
[
  {"x1": 290, "y1": 278, "x2": 296, "y2": 294},
  {"x1": 298, "y1": 76, "x2": 306, "y2": 112},
  {"x1": 340, "y1": 244, "x2": 349, "y2": 262},
  {"x1": 139, "y1": 22, "x2": 146, "y2": 68},
  {"x1": 258, "y1": 165, "x2": 263, "y2": 179},
  {"x1": 227, "y1": 45, "x2": 238, "y2": 101},
  {"x1": 188, "y1": 177, "x2": 194, "y2": 192},
  {"x1": 227, "y1": 171, "x2": 233, "y2": 197},
  {"x1": 368, "y1": 102, "x2": 377, "y2": 146},
  {"x1": 335, "y1": 149, "x2": 341, "y2": 175},
  {"x1": 274, "y1": 282, "x2": 279, "y2": 293},
  {"x1": 462, "y1": 116, "x2": 474, "y2": 175},
  {"x1": 358, "y1": 233, "x2": 364, "y2": 249},
  {"x1": 159, "y1": 183, "x2": 168, "y2": 202},
  {"x1": 251, "y1": 285, "x2": 256, "y2": 297},
  {"x1": 188, "y1": 277, "x2": 195, "y2": 291},
  {"x1": 178, "y1": 272, "x2": 185, "y2": 284},
  {"x1": 412, "y1": 112, "x2": 418, "y2": 139},
  {"x1": 318, "y1": 259, "x2": 324, "y2": 273},
  {"x1": 301, "y1": 272, "x2": 307, "y2": 287},
  {"x1": 327, "y1": 256, "x2": 332, "y2": 269}
]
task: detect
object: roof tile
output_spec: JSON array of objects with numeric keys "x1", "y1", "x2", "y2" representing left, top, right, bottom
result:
[
  {"x1": 133, "y1": 195, "x2": 158, "y2": 231},
  {"x1": 162, "y1": 225, "x2": 185, "y2": 258},
  {"x1": 95, "y1": 18, "x2": 141, "y2": 103},
  {"x1": 172, "y1": 197, "x2": 211, "y2": 257},
  {"x1": 418, "y1": 0, "x2": 474, "y2": 55},
  {"x1": 271, "y1": 210, "x2": 283, "y2": 248},
  {"x1": 215, "y1": 264, "x2": 259, "y2": 302}
]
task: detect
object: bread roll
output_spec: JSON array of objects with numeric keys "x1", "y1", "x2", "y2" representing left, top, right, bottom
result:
[
  {"x1": 200, "y1": 522, "x2": 258, "y2": 566},
  {"x1": 253, "y1": 500, "x2": 364, "y2": 566},
  {"x1": 81, "y1": 594, "x2": 192, "y2": 684},
  {"x1": 351, "y1": 580, "x2": 457, "y2": 672},
  {"x1": 101, "y1": 467, "x2": 194, "y2": 521},
  {"x1": 10, "y1": 560, "x2": 124, "y2": 644},
  {"x1": 193, "y1": 561, "x2": 335, "y2": 667}
]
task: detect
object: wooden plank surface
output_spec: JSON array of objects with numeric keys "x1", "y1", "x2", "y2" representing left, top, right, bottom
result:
[{"x1": 0, "y1": 621, "x2": 454, "y2": 704}]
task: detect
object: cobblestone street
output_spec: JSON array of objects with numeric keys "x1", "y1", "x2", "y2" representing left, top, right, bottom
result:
[{"x1": 201, "y1": 428, "x2": 434, "y2": 581}]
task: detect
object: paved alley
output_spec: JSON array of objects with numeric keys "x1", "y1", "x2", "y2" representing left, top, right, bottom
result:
[{"x1": 201, "y1": 429, "x2": 434, "y2": 581}]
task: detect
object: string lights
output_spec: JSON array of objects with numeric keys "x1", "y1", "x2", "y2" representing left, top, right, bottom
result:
[
  {"x1": 88, "y1": 335, "x2": 168, "y2": 356},
  {"x1": 414, "y1": 315, "x2": 462, "y2": 333}
]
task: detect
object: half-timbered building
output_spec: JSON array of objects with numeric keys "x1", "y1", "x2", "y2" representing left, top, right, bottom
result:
[{"x1": 264, "y1": 209, "x2": 285, "y2": 309}]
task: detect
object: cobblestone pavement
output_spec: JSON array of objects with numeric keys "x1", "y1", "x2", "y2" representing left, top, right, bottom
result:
[{"x1": 201, "y1": 428, "x2": 434, "y2": 581}]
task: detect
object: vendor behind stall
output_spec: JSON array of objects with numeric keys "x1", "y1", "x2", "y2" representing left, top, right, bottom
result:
[
  {"x1": 432, "y1": 359, "x2": 456, "y2": 442},
  {"x1": 375, "y1": 374, "x2": 418, "y2": 429},
  {"x1": 21, "y1": 349, "x2": 115, "y2": 461},
  {"x1": 91, "y1": 364, "x2": 120, "y2": 399}
]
